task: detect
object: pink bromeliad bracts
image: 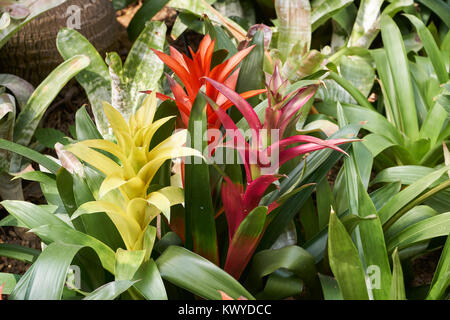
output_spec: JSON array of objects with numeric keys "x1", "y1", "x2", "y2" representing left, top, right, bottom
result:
[{"x1": 203, "y1": 65, "x2": 356, "y2": 279}]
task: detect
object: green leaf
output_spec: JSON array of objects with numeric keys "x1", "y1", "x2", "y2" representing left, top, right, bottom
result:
[
  {"x1": 0, "y1": 244, "x2": 39, "y2": 263},
  {"x1": 327, "y1": 72, "x2": 375, "y2": 111},
  {"x1": 378, "y1": 165, "x2": 450, "y2": 226},
  {"x1": 224, "y1": 206, "x2": 268, "y2": 280},
  {"x1": 35, "y1": 128, "x2": 69, "y2": 148},
  {"x1": 185, "y1": 93, "x2": 218, "y2": 265},
  {"x1": 318, "y1": 274, "x2": 343, "y2": 300},
  {"x1": 57, "y1": 29, "x2": 111, "y2": 137},
  {"x1": 348, "y1": 0, "x2": 384, "y2": 48},
  {"x1": 427, "y1": 235, "x2": 450, "y2": 300},
  {"x1": 311, "y1": 0, "x2": 354, "y2": 32},
  {"x1": 0, "y1": 139, "x2": 61, "y2": 174},
  {"x1": 380, "y1": 15, "x2": 419, "y2": 140},
  {"x1": 0, "y1": 74, "x2": 34, "y2": 109},
  {"x1": 29, "y1": 224, "x2": 116, "y2": 274},
  {"x1": 247, "y1": 245, "x2": 320, "y2": 299},
  {"x1": 416, "y1": 0, "x2": 450, "y2": 28},
  {"x1": 127, "y1": 0, "x2": 169, "y2": 41},
  {"x1": 83, "y1": 280, "x2": 138, "y2": 300},
  {"x1": 132, "y1": 259, "x2": 167, "y2": 300},
  {"x1": 258, "y1": 125, "x2": 358, "y2": 250},
  {"x1": 235, "y1": 29, "x2": 265, "y2": 107},
  {"x1": 390, "y1": 248, "x2": 406, "y2": 300},
  {"x1": 156, "y1": 246, "x2": 254, "y2": 300},
  {"x1": 404, "y1": 14, "x2": 448, "y2": 84},
  {"x1": 386, "y1": 213, "x2": 450, "y2": 252},
  {"x1": 385, "y1": 205, "x2": 438, "y2": 242},
  {"x1": 13, "y1": 55, "x2": 90, "y2": 148},
  {"x1": 328, "y1": 211, "x2": 369, "y2": 300},
  {"x1": 304, "y1": 182, "x2": 401, "y2": 263},
  {"x1": 0, "y1": 273, "x2": 21, "y2": 295},
  {"x1": 123, "y1": 21, "x2": 166, "y2": 115},
  {"x1": 9, "y1": 242, "x2": 86, "y2": 300},
  {"x1": 275, "y1": 0, "x2": 311, "y2": 60},
  {"x1": 341, "y1": 115, "x2": 391, "y2": 300},
  {"x1": 1, "y1": 200, "x2": 70, "y2": 244},
  {"x1": 75, "y1": 106, "x2": 103, "y2": 141},
  {"x1": 0, "y1": 0, "x2": 68, "y2": 49}
]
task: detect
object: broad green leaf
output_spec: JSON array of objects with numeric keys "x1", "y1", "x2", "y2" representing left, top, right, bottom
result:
[
  {"x1": 0, "y1": 74, "x2": 34, "y2": 109},
  {"x1": 1, "y1": 200, "x2": 70, "y2": 244},
  {"x1": 386, "y1": 213, "x2": 450, "y2": 252},
  {"x1": 380, "y1": 15, "x2": 419, "y2": 140},
  {"x1": 123, "y1": 21, "x2": 166, "y2": 115},
  {"x1": 127, "y1": 0, "x2": 169, "y2": 41},
  {"x1": 83, "y1": 280, "x2": 138, "y2": 300},
  {"x1": 0, "y1": 273, "x2": 21, "y2": 295},
  {"x1": 326, "y1": 72, "x2": 375, "y2": 111},
  {"x1": 13, "y1": 55, "x2": 90, "y2": 149},
  {"x1": 0, "y1": 244, "x2": 39, "y2": 263},
  {"x1": 185, "y1": 93, "x2": 218, "y2": 264},
  {"x1": 247, "y1": 245, "x2": 320, "y2": 299},
  {"x1": 328, "y1": 212, "x2": 369, "y2": 300},
  {"x1": 57, "y1": 29, "x2": 111, "y2": 137},
  {"x1": 390, "y1": 248, "x2": 406, "y2": 300},
  {"x1": 132, "y1": 259, "x2": 167, "y2": 300},
  {"x1": 235, "y1": 29, "x2": 265, "y2": 108},
  {"x1": 28, "y1": 224, "x2": 116, "y2": 274},
  {"x1": 304, "y1": 182, "x2": 401, "y2": 263},
  {"x1": 275, "y1": 0, "x2": 311, "y2": 60},
  {"x1": 385, "y1": 205, "x2": 438, "y2": 242},
  {"x1": 348, "y1": 0, "x2": 383, "y2": 48},
  {"x1": 156, "y1": 246, "x2": 254, "y2": 300},
  {"x1": 416, "y1": 0, "x2": 450, "y2": 28},
  {"x1": 35, "y1": 128, "x2": 68, "y2": 149},
  {"x1": 0, "y1": 139, "x2": 61, "y2": 174},
  {"x1": 318, "y1": 274, "x2": 343, "y2": 300},
  {"x1": 311, "y1": 0, "x2": 354, "y2": 32},
  {"x1": 10, "y1": 242, "x2": 86, "y2": 300},
  {"x1": 404, "y1": 14, "x2": 448, "y2": 84},
  {"x1": 168, "y1": 0, "x2": 246, "y2": 40},
  {"x1": 378, "y1": 165, "x2": 450, "y2": 226},
  {"x1": 0, "y1": 0, "x2": 68, "y2": 49},
  {"x1": 75, "y1": 106, "x2": 103, "y2": 141}
]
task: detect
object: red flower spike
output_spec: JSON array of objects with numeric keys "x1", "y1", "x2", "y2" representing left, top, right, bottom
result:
[{"x1": 147, "y1": 35, "x2": 264, "y2": 130}]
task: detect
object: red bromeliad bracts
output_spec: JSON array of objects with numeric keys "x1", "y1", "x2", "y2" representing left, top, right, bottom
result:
[
  {"x1": 203, "y1": 68, "x2": 356, "y2": 279},
  {"x1": 143, "y1": 34, "x2": 266, "y2": 129}
]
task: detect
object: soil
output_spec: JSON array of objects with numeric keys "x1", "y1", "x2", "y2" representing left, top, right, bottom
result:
[{"x1": 0, "y1": 2, "x2": 443, "y2": 300}]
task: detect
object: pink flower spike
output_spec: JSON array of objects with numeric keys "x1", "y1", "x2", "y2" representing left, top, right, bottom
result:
[
  {"x1": 267, "y1": 135, "x2": 348, "y2": 155},
  {"x1": 279, "y1": 139, "x2": 354, "y2": 166},
  {"x1": 204, "y1": 77, "x2": 262, "y2": 131},
  {"x1": 242, "y1": 175, "x2": 281, "y2": 210}
]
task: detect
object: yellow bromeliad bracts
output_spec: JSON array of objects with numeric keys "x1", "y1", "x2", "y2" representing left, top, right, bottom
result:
[{"x1": 68, "y1": 92, "x2": 201, "y2": 253}]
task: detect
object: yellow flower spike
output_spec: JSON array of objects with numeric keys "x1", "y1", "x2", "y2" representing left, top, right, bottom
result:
[
  {"x1": 66, "y1": 143, "x2": 122, "y2": 177},
  {"x1": 131, "y1": 91, "x2": 158, "y2": 133},
  {"x1": 103, "y1": 102, "x2": 131, "y2": 137},
  {"x1": 68, "y1": 95, "x2": 205, "y2": 253},
  {"x1": 77, "y1": 139, "x2": 127, "y2": 164},
  {"x1": 72, "y1": 200, "x2": 141, "y2": 251},
  {"x1": 146, "y1": 191, "x2": 171, "y2": 221}
]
